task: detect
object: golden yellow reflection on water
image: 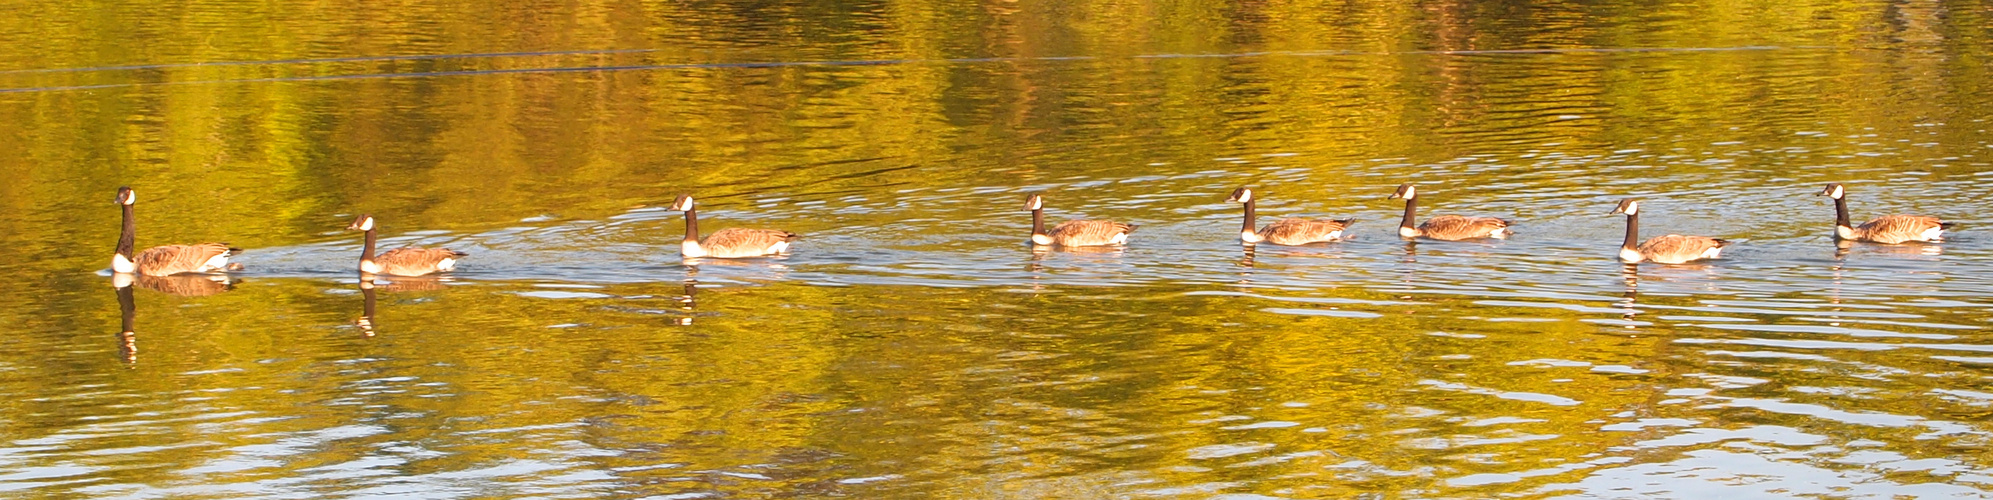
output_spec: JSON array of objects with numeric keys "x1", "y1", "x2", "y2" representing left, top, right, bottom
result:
[{"x1": 1, "y1": 0, "x2": 1991, "y2": 497}]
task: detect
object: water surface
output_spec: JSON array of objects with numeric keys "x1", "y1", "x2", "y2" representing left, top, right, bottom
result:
[{"x1": 3, "y1": 0, "x2": 1992, "y2": 498}]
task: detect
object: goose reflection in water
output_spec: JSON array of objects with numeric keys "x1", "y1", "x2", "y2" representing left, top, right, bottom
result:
[
  {"x1": 114, "y1": 283, "x2": 137, "y2": 364},
  {"x1": 1618, "y1": 264, "x2": 1642, "y2": 328},
  {"x1": 676, "y1": 281, "x2": 697, "y2": 326},
  {"x1": 113, "y1": 272, "x2": 236, "y2": 297},
  {"x1": 1835, "y1": 238, "x2": 1944, "y2": 259},
  {"x1": 109, "y1": 273, "x2": 238, "y2": 364},
  {"x1": 356, "y1": 280, "x2": 377, "y2": 337},
  {"x1": 354, "y1": 275, "x2": 456, "y2": 337}
]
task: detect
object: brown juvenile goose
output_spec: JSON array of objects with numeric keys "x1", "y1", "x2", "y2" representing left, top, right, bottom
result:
[
  {"x1": 110, "y1": 187, "x2": 240, "y2": 275},
  {"x1": 1817, "y1": 183, "x2": 1952, "y2": 244},
  {"x1": 1387, "y1": 183, "x2": 1513, "y2": 241},
  {"x1": 1026, "y1": 193, "x2": 1134, "y2": 247},
  {"x1": 1225, "y1": 187, "x2": 1353, "y2": 245},
  {"x1": 671, "y1": 195, "x2": 797, "y2": 258},
  {"x1": 347, "y1": 214, "x2": 468, "y2": 276},
  {"x1": 1610, "y1": 199, "x2": 1728, "y2": 264}
]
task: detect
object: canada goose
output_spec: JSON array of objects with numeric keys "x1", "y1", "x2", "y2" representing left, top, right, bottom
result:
[
  {"x1": 110, "y1": 187, "x2": 241, "y2": 275},
  {"x1": 1610, "y1": 199, "x2": 1728, "y2": 264},
  {"x1": 670, "y1": 195, "x2": 797, "y2": 258},
  {"x1": 1817, "y1": 183, "x2": 1952, "y2": 244},
  {"x1": 346, "y1": 214, "x2": 468, "y2": 276},
  {"x1": 1225, "y1": 187, "x2": 1353, "y2": 245},
  {"x1": 1025, "y1": 193, "x2": 1135, "y2": 247},
  {"x1": 1387, "y1": 183, "x2": 1513, "y2": 241}
]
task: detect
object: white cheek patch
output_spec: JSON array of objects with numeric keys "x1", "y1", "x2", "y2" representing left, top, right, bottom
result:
[
  {"x1": 112, "y1": 254, "x2": 136, "y2": 273},
  {"x1": 1109, "y1": 232, "x2": 1128, "y2": 245},
  {"x1": 1702, "y1": 247, "x2": 1723, "y2": 259},
  {"x1": 1921, "y1": 227, "x2": 1944, "y2": 241},
  {"x1": 1325, "y1": 230, "x2": 1343, "y2": 240},
  {"x1": 767, "y1": 241, "x2": 790, "y2": 254},
  {"x1": 1831, "y1": 186, "x2": 1845, "y2": 199},
  {"x1": 436, "y1": 258, "x2": 456, "y2": 271}
]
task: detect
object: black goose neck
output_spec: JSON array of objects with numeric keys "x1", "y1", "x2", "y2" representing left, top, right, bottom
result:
[{"x1": 117, "y1": 204, "x2": 136, "y2": 257}]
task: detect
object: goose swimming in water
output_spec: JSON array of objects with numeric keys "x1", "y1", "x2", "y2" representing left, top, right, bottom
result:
[
  {"x1": 670, "y1": 194, "x2": 798, "y2": 258},
  {"x1": 1610, "y1": 199, "x2": 1728, "y2": 264},
  {"x1": 347, "y1": 214, "x2": 468, "y2": 276},
  {"x1": 1388, "y1": 183, "x2": 1513, "y2": 241},
  {"x1": 1817, "y1": 183, "x2": 1952, "y2": 244},
  {"x1": 1225, "y1": 187, "x2": 1353, "y2": 245},
  {"x1": 1025, "y1": 193, "x2": 1135, "y2": 247},
  {"x1": 110, "y1": 187, "x2": 241, "y2": 275}
]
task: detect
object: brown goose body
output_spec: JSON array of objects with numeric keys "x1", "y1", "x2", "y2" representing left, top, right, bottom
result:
[
  {"x1": 1415, "y1": 215, "x2": 1513, "y2": 241},
  {"x1": 368, "y1": 248, "x2": 468, "y2": 276},
  {"x1": 348, "y1": 215, "x2": 467, "y2": 276},
  {"x1": 1259, "y1": 218, "x2": 1354, "y2": 245},
  {"x1": 1026, "y1": 194, "x2": 1133, "y2": 247},
  {"x1": 1226, "y1": 187, "x2": 1351, "y2": 245},
  {"x1": 1611, "y1": 199, "x2": 1727, "y2": 264},
  {"x1": 1389, "y1": 184, "x2": 1512, "y2": 241},
  {"x1": 1846, "y1": 215, "x2": 1950, "y2": 244},
  {"x1": 671, "y1": 195, "x2": 796, "y2": 258},
  {"x1": 694, "y1": 227, "x2": 799, "y2": 258},
  {"x1": 131, "y1": 243, "x2": 240, "y2": 275},
  {"x1": 1631, "y1": 234, "x2": 1729, "y2": 264},
  {"x1": 1819, "y1": 183, "x2": 1951, "y2": 244},
  {"x1": 1045, "y1": 220, "x2": 1135, "y2": 247},
  {"x1": 110, "y1": 187, "x2": 240, "y2": 275}
]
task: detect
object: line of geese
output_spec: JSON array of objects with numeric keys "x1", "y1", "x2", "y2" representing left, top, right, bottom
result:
[{"x1": 109, "y1": 182, "x2": 1955, "y2": 278}]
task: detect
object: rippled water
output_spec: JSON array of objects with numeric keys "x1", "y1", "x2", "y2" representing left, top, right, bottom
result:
[{"x1": 4, "y1": 0, "x2": 1993, "y2": 498}]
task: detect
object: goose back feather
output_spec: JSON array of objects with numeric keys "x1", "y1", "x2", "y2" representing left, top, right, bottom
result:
[
  {"x1": 1417, "y1": 215, "x2": 1512, "y2": 241},
  {"x1": 1850, "y1": 214, "x2": 1949, "y2": 244},
  {"x1": 1259, "y1": 218, "x2": 1353, "y2": 245},
  {"x1": 1047, "y1": 220, "x2": 1134, "y2": 247},
  {"x1": 370, "y1": 248, "x2": 470, "y2": 276},
  {"x1": 1634, "y1": 234, "x2": 1728, "y2": 264},
  {"x1": 698, "y1": 227, "x2": 798, "y2": 258},
  {"x1": 133, "y1": 243, "x2": 240, "y2": 275}
]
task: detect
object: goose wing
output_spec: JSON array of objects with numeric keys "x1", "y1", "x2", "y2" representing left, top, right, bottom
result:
[
  {"x1": 1417, "y1": 215, "x2": 1512, "y2": 241},
  {"x1": 374, "y1": 247, "x2": 468, "y2": 276},
  {"x1": 1259, "y1": 218, "x2": 1352, "y2": 245},
  {"x1": 134, "y1": 243, "x2": 239, "y2": 275},
  {"x1": 1854, "y1": 215, "x2": 1947, "y2": 243},
  {"x1": 701, "y1": 227, "x2": 797, "y2": 257},
  {"x1": 1048, "y1": 220, "x2": 1134, "y2": 246},
  {"x1": 1636, "y1": 234, "x2": 1727, "y2": 264}
]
